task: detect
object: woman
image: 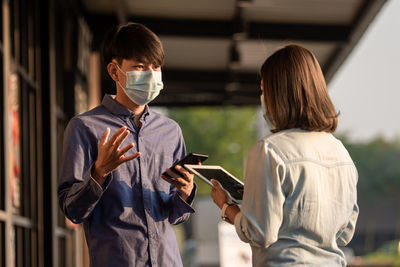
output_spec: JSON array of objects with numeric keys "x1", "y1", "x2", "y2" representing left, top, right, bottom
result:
[{"x1": 211, "y1": 44, "x2": 358, "y2": 267}]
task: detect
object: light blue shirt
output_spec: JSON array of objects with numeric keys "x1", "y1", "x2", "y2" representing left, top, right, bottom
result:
[
  {"x1": 234, "y1": 129, "x2": 358, "y2": 267},
  {"x1": 58, "y1": 94, "x2": 196, "y2": 267}
]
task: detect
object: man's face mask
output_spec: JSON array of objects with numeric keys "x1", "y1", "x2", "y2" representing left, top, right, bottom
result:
[{"x1": 116, "y1": 64, "x2": 164, "y2": 106}]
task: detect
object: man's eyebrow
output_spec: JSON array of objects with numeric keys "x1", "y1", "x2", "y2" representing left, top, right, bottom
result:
[
  {"x1": 137, "y1": 57, "x2": 150, "y2": 63},
  {"x1": 132, "y1": 59, "x2": 150, "y2": 65}
]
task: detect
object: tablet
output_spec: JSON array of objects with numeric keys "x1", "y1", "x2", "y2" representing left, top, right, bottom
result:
[{"x1": 184, "y1": 164, "x2": 244, "y2": 203}]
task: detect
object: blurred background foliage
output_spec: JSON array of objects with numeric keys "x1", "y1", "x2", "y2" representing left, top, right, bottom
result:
[
  {"x1": 340, "y1": 136, "x2": 400, "y2": 200},
  {"x1": 168, "y1": 106, "x2": 258, "y2": 195},
  {"x1": 169, "y1": 107, "x2": 400, "y2": 199}
]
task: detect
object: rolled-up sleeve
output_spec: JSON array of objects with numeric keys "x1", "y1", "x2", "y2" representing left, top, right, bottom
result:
[{"x1": 234, "y1": 141, "x2": 285, "y2": 248}]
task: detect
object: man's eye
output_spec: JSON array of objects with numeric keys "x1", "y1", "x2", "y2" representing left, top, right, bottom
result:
[{"x1": 134, "y1": 65, "x2": 145, "y2": 70}]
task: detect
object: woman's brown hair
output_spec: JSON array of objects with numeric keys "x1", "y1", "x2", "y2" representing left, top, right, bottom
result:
[{"x1": 261, "y1": 44, "x2": 338, "y2": 133}]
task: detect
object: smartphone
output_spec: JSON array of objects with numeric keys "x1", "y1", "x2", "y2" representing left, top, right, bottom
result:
[{"x1": 163, "y1": 153, "x2": 209, "y2": 178}]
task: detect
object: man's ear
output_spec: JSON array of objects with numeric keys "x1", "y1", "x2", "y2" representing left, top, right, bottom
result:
[{"x1": 107, "y1": 62, "x2": 119, "y2": 82}]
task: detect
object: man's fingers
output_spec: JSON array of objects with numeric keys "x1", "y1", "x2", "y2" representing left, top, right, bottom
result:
[
  {"x1": 114, "y1": 130, "x2": 130, "y2": 149},
  {"x1": 108, "y1": 126, "x2": 127, "y2": 145},
  {"x1": 161, "y1": 174, "x2": 182, "y2": 188},
  {"x1": 174, "y1": 165, "x2": 192, "y2": 182},
  {"x1": 173, "y1": 177, "x2": 189, "y2": 187},
  {"x1": 100, "y1": 128, "x2": 110, "y2": 145},
  {"x1": 163, "y1": 169, "x2": 187, "y2": 187},
  {"x1": 118, "y1": 143, "x2": 135, "y2": 156},
  {"x1": 164, "y1": 167, "x2": 178, "y2": 179},
  {"x1": 120, "y1": 152, "x2": 141, "y2": 163}
]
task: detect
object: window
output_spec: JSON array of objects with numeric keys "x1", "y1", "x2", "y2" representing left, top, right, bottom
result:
[
  {"x1": 0, "y1": 41, "x2": 4, "y2": 212},
  {"x1": 2, "y1": 0, "x2": 93, "y2": 265},
  {"x1": 0, "y1": 0, "x2": 4, "y2": 212},
  {"x1": 0, "y1": 222, "x2": 5, "y2": 267},
  {"x1": 7, "y1": 0, "x2": 40, "y2": 265}
]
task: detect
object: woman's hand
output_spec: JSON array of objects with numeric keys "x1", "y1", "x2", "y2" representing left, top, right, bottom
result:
[
  {"x1": 211, "y1": 180, "x2": 241, "y2": 224},
  {"x1": 161, "y1": 165, "x2": 195, "y2": 202},
  {"x1": 210, "y1": 179, "x2": 231, "y2": 209},
  {"x1": 92, "y1": 126, "x2": 140, "y2": 186}
]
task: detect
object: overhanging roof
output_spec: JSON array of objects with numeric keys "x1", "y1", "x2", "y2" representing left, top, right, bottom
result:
[{"x1": 81, "y1": 0, "x2": 387, "y2": 106}]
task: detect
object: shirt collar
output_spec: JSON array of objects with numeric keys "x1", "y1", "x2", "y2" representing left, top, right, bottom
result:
[{"x1": 102, "y1": 94, "x2": 151, "y2": 121}]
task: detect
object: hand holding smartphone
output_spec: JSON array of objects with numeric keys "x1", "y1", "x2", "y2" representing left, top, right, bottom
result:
[{"x1": 163, "y1": 153, "x2": 208, "y2": 178}]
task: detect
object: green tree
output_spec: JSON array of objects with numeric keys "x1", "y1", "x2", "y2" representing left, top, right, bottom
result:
[
  {"x1": 168, "y1": 106, "x2": 258, "y2": 195},
  {"x1": 168, "y1": 106, "x2": 400, "y2": 200},
  {"x1": 339, "y1": 136, "x2": 400, "y2": 200}
]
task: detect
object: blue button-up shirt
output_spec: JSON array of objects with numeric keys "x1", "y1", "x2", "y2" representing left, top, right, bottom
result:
[{"x1": 58, "y1": 94, "x2": 195, "y2": 267}]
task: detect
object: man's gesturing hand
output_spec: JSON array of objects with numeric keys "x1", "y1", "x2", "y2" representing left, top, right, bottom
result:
[{"x1": 92, "y1": 126, "x2": 140, "y2": 186}]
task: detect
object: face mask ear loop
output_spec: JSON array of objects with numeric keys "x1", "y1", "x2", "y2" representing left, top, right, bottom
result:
[
  {"x1": 117, "y1": 80, "x2": 125, "y2": 91},
  {"x1": 114, "y1": 63, "x2": 125, "y2": 75},
  {"x1": 114, "y1": 63, "x2": 127, "y2": 89}
]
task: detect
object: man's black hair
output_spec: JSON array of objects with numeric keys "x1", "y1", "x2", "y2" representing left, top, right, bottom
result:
[{"x1": 101, "y1": 22, "x2": 164, "y2": 66}]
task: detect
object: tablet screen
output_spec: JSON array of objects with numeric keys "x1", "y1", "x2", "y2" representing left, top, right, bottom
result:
[{"x1": 185, "y1": 165, "x2": 243, "y2": 201}]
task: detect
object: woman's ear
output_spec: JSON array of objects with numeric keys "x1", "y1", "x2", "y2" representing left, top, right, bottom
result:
[
  {"x1": 260, "y1": 79, "x2": 264, "y2": 93},
  {"x1": 107, "y1": 62, "x2": 119, "y2": 82}
]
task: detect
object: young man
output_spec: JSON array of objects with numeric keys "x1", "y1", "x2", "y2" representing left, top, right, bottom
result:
[{"x1": 58, "y1": 22, "x2": 196, "y2": 267}]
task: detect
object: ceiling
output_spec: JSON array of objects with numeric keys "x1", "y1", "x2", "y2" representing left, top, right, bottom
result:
[{"x1": 82, "y1": 0, "x2": 387, "y2": 106}]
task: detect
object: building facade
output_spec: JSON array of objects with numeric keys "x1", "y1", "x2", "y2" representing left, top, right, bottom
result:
[{"x1": 1, "y1": 0, "x2": 100, "y2": 266}]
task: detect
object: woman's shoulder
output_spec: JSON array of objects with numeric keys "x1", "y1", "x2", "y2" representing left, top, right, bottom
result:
[
  {"x1": 257, "y1": 128, "x2": 304, "y2": 150},
  {"x1": 250, "y1": 132, "x2": 291, "y2": 162},
  {"x1": 256, "y1": 129, "x2": 350, "y2": 163}
]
